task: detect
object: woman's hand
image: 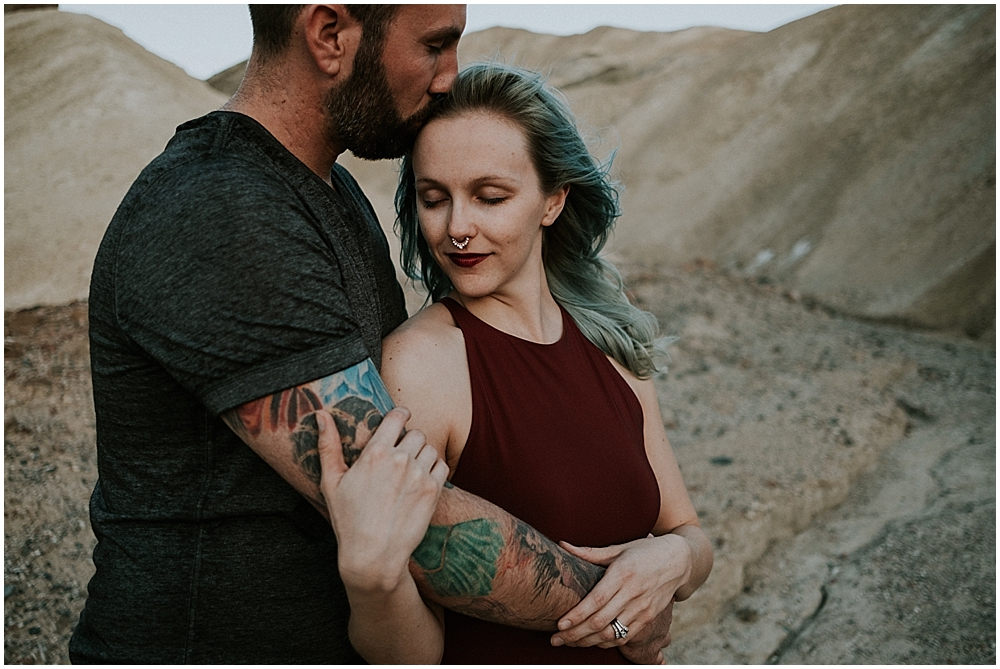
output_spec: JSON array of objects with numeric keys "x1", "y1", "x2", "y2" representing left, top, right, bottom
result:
[
  {"x1": 549, "y1": 533, "x2": 693, "y2": 656},
  {"x1": 318, "y1": 407, "x2": 449, "y2": 593}
]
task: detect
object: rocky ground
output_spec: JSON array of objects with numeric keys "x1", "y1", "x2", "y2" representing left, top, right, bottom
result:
[{"x1": 4, "y1": 265, "x2": 995, "y2": 664}]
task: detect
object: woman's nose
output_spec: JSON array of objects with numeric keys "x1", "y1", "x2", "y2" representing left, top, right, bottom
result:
[{"x1": 446, "y1": 200, "x2": 475, "y2": 241}]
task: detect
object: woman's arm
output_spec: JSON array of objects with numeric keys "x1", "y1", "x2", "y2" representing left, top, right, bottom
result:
[
  {"x1": 549, "y1": 368, "x2": 713, "y2": 658},
  {"x1": 313, "y1": 408, "x2": 447, "y2": 663}
]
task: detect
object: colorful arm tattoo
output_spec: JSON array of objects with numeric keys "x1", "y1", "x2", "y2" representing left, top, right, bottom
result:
[
  {"x1": 223, "y1": 357, "x2": 603, "y2": 628},
  {"x1": 223, "y1": 358, "x2": 394, "y2": 482}
]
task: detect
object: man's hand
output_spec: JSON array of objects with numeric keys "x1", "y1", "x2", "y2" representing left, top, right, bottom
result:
[{"x1": 316, "y1": 407, "x2": 449, "y2": 593}]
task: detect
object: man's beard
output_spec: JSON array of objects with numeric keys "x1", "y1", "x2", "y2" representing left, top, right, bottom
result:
[{"x1": 324, "y1": 39, "x2": 435, "y2": 161}]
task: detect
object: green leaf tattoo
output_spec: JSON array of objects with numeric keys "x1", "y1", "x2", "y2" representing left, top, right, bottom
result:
[{"x1": 412, "y1": 519, "x2": 504, "y2": 598}]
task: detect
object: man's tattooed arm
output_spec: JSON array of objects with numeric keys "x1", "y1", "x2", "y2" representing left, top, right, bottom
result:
[
  {"x1": 409, "y1": 487, "x2": 605, "y2": 630},
  {"x1": 222, "y1": 358, "x2": 604, "y2": 630},
  {"x1": 221, "y1": 359, "x2": 393, "y2": 513}
]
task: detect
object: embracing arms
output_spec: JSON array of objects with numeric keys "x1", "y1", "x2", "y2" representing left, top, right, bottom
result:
[{"x1": 222, "y1": 358, "x2": 604, "y2": 663}]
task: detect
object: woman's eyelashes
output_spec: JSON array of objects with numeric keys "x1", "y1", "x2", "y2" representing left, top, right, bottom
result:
[
  {"x1": 418, "y1": 192, "x2": 510, "y2": 209},
  {"x1": 420, "y1": 197, "x2": 447, "y2": 209}
]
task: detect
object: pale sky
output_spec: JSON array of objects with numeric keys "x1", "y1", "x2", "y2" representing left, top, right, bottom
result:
[{"x1": 60, "y1": 4, "x2": 835, "y2": 80}]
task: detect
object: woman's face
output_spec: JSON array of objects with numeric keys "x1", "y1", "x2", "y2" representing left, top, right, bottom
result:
[{"x1": 412, "y1": 112, "x2": 567, "y2": 300}]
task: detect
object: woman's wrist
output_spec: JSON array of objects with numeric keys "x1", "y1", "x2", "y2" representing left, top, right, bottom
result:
[
  {"x1": 338, "y1": 548, "x2": 411, "y2": 597},
  {"x1": 346, "y1": 573, "x2": 444, "y2": 664},
  {"x1": 657, "y1": 532, "x2": 694, "y2": 596},
  {"x1": 667, "y1": 525, "x2": 712, "y2": 601}
]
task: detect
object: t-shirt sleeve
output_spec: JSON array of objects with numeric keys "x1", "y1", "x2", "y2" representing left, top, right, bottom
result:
[{"x1": 113, "y1": 159, "x2": 370, "y2": 415}]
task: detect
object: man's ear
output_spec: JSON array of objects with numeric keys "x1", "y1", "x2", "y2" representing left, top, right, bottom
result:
[{"x1": 303, "y1": 5, "x2": 361, "y2": 77}]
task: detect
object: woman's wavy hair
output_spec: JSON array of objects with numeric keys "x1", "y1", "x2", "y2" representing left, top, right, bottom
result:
[{"x1": 395, "y1": 62, "x2": 660, "y2": 378}]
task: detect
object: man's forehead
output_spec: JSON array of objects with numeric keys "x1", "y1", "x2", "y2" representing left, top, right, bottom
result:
[{"x1": 393, "y1": 4, "x2": 467, "y2": 37}]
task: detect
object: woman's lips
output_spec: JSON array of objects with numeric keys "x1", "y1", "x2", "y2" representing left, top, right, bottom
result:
[{"x1": 447, "y1": 253, "x2": 490, "y2": 268}]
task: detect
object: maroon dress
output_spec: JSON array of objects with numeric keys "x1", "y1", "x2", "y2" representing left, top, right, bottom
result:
[{"x1": 439, "y1": 298, "x2": 662, "y2": 664}]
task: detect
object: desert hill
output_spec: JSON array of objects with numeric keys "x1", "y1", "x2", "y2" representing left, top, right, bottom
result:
[
  {"x1": 344, "y1": 5, "x2": 993, "y2": 339},
  {"x1": 4, "y1": 8, "x2": 227, "y2": 310},
  {"x1": 4, "y1": 4, "x2": 994, "y2": 333}
]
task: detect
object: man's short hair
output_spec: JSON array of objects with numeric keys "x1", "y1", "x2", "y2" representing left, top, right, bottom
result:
[{"x1": 248, "y1": 4, "x2": 399, "y2": 61}]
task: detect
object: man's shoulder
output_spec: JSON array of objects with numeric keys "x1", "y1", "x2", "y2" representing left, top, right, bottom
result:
[{"x1": 134, "y1": 113, "x2": 294, "y2": 203}]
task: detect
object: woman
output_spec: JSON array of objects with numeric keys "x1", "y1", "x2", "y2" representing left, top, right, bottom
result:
[{"x1": 381, "y1": 63, "x2": 712, "y2": 664}]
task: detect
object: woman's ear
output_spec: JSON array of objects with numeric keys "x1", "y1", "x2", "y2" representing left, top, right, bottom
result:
[
  {"x1": 303, "y1": 5, "x2": 361, "y2": 77},
  {"x1": 541, "y1": 185, "x2": 570, "y2": 227}
]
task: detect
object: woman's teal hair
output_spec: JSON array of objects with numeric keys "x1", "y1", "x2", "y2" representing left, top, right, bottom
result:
[{"x1": 395, "y1": 62, "x2": 660, "y2": 378}]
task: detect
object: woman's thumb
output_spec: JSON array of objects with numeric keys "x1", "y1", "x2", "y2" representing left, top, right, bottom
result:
[{"x1": 558, "y1": 541, "x2": 622, "y2": 566}]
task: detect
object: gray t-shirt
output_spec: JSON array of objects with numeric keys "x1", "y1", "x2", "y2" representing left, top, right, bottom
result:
[{"x1": 70, "y1": 111, "x2": 407, "y2": 663}]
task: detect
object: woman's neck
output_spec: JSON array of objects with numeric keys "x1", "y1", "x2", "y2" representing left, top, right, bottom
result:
[{"x1": 451, "y1": 280, "x2": 563, "y2": 345}]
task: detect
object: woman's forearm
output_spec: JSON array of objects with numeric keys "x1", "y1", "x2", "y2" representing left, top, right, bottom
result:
[
  {"x1": 345, "y1": 574, "x2": 444, "y2": 664},
  {"x1": 670, "y1": 523, "x2": 713, "y2": 601}
]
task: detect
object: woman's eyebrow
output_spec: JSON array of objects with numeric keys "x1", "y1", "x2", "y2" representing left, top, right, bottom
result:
[{"x1": 415, "y1": 175, "x2": 517, "y2": 188}]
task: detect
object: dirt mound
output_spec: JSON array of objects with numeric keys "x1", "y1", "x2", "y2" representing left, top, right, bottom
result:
[
  {"x1": 4, "y1": 8, "x2": 227, "y2": 310},
  {"x1": 6, "y1": 6, "x2": 992, "y2": 332},
  {"x1": 207, "y1": 60, "x2": 247, "y2": 96}
]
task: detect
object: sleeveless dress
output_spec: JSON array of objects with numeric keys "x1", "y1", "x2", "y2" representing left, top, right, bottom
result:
[{"x1": 439, "y1": 298, "x2": 662, "y2": 664}]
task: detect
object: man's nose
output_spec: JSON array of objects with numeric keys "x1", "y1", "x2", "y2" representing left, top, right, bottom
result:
[{"x1": 429, "y1": 50, "x2": 459, "y2": 95}]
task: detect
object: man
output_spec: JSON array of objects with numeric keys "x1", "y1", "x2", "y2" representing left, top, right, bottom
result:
[{"x1": 70, "y1": 5, "x2": 672, "y2": 663}]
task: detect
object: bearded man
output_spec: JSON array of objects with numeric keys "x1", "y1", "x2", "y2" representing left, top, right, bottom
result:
[{"x1": 70, "y1": 5, "x2": 672, "y2": 664}]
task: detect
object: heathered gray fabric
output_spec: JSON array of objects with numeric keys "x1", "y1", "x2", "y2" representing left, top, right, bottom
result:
[{"x1": 70, "y1": 111, "x2": 406, "y2": 664}]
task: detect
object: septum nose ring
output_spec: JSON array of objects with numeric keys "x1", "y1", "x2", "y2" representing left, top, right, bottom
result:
[{"x1": 451, "y1": 236, "x2": 470, "y2": 250}]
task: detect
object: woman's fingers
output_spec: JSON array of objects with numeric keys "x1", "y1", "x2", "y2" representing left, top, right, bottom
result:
[
  {"x1": 553, "y1": 586, "x2": 645, "y2": 648},
  {"x1": 559, "y1": 540, "x2": 625, "y2": 566},
  {"x1": 553, "y1": 575, "x2": 618, "y2": 639}
]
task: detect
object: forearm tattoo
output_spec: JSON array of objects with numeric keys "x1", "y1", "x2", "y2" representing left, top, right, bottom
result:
[
  {"x1": 411, "y1": 515, "x2": 605, "y2": 628},
  {"x1": 223, "y1": 358, "x2": 395, "y2": 482}
]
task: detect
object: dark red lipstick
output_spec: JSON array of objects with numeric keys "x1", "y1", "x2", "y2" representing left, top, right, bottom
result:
[{"x1": 447, "y1": 253, "x2": 490, "y2": 268}]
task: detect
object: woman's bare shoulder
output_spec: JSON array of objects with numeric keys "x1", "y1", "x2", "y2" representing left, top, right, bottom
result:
[
  {"x1": 383, "y1": 303, "x2": 465, "y2": 380},
  {"x1": 382, "y1": 302, "x2": 469, "y2": 457},
  {"x1": 386, "y1": 302, "x2": 461, "y2": 353}
]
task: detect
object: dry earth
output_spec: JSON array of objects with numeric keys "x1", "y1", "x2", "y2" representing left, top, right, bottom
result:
[{"x1": 5, "y1": 265, "x2": 994, "y2": 664}]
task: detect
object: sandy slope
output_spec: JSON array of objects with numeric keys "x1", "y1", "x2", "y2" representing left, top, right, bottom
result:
[
  {"x1": 6, "y1": 6, "x2": 993, "y2": 333},
  {"x1": 4, "y1": 9, "x2": 227, "y2": 310}
]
